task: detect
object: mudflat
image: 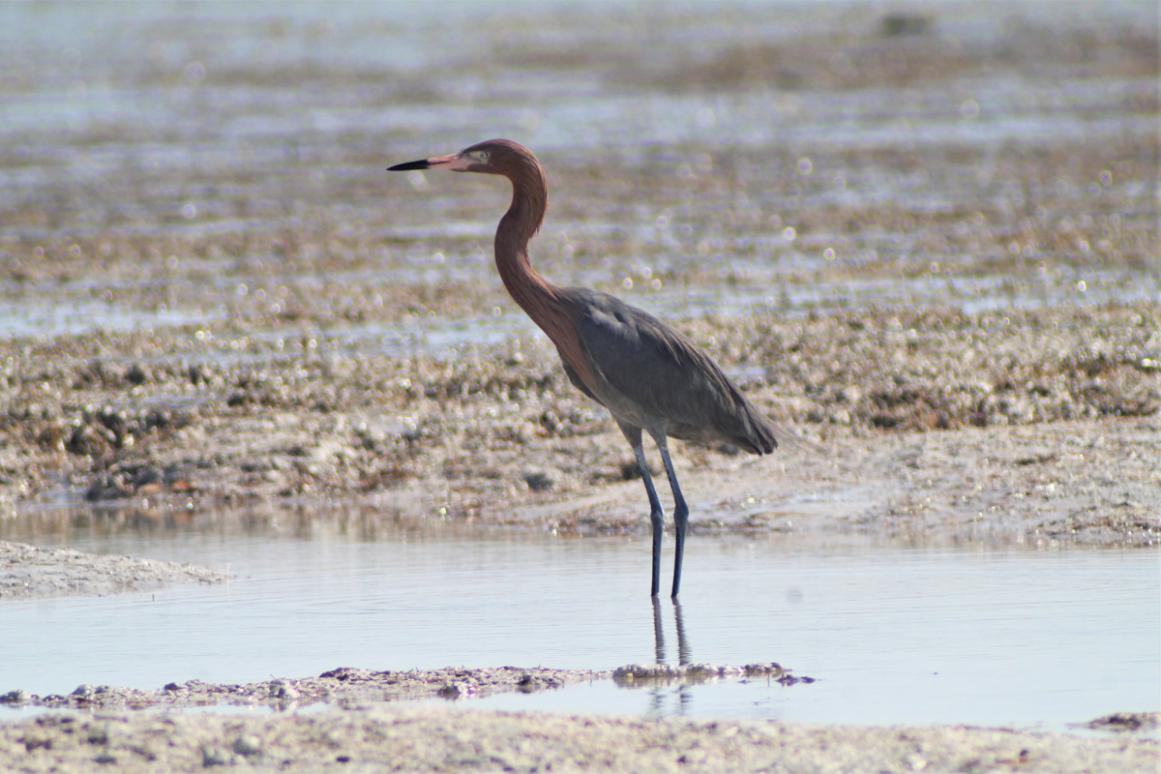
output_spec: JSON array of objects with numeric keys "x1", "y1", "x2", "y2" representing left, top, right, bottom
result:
[{"x1": 4, "y1": 704, "x2": 1158, "y2": 773}]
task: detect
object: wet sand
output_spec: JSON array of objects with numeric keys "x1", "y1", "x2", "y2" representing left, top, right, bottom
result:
[
  {"x1": 4, "y1": 703, "x2": 1158, "y2": 773},
  {"x1": 0, "y1": 541, "x2": 225, "y2": 600},
  {"x1": 1, "y1": 663, "x2": 803, "y2": 712},
  {"x1": 1, "y1": 0, "x2": 1158, "y2": 771},
  {"x1": 2, "y1": 666, "x2": 1156, "y2": 772},
  {"x1": 3, "y1": 306, "x2": 1157, "y2": 549}
]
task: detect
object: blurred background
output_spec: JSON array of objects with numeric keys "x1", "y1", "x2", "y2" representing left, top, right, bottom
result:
[{"x1": 1, "y1": 0, "x2": 1156, "y2": 334}]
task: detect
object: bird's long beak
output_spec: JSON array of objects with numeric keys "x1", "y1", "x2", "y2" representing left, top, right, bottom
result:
[{"x1": 387, "y1": 152, "x2": 469, "y2": 172}]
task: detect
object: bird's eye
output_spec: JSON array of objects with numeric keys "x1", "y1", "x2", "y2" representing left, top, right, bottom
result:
[{"x1": 471, "y1": 151, "x2": 490, "y2": 164}]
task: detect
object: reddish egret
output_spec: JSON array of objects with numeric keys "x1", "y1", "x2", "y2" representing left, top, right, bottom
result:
[{"x1": 388, "y1": 139, "x2": 778, "y2": 598}]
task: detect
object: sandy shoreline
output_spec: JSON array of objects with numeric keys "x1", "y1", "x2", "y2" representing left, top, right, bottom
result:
[
  {"x1": 0, "y1": 541, "x2": 227, "y2": 601},
  {"x1": 3, "y1": 703, "x2": 1158, "y2": 773},
  {"x1": 2, "y1": 662, "x2": 1157, "y2": 772},
  {"x1": 3, "y1": 305, "x2": 1158, "y2": 539}
]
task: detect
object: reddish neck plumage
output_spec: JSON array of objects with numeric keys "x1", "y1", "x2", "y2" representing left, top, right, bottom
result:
[
  {"x1": 492, "y1": 152, "x2": 596, "y2": 385},
  {"x1": 493, "y1": 154, "x2": 561, "y2": 327}
]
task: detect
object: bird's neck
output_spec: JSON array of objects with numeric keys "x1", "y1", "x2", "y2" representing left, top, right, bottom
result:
[
  {"x1": 492, "y1": 161, "x2": 597, "y2": 387},
  {"x1": 494, "y1": 163, "x2": 561, "y2": 322}
]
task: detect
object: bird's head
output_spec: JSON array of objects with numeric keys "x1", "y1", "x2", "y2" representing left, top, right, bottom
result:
[{"x1": 387, "y1": 138, "x2": 534, "y2": 177}]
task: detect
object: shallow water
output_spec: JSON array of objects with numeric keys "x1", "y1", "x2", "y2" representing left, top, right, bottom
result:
[
  {"x1": 1, "y1": 528, "x2": 1157, "y2": 731},
  {"x1": 4, "y1": 262, "x2": 1151, "y2": 365},
  {"x1": 0, "y1": 298, "x2": 214, "y2": 339}
]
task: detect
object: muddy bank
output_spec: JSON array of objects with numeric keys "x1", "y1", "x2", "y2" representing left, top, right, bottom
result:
[
  {"x1": 0, "y1": 541, "x2": 226, "y2": 600},
  {"x1": 1, "y1": 667, "x2": 593, "y2": 713},
  {"x1": 5, "y1": 414, "x2": 1158, "y2": 552},
  {"x1": 2, "y1": 663, "x2": 804, "y2": 712},
  {"x1": 3, "y1": 704, "x2": 1157, "y2": 773},
  {"x1": 1, "y1": 661, "x2": 1152, "y2": 771},
  {"x1": 2, "y1": 304, "x2": 1158, "y2": 549}
]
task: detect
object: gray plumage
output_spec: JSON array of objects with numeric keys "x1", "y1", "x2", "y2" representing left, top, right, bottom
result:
[{"x1": 559, "y1": 287, "x2": 778, "y2": 455}]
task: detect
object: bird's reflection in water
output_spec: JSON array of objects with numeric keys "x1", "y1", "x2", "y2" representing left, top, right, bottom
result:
[
  {"x1": 651, "y1": 597, "x2": 693, "y2": 667},
  {"x1": 674, "y1": 600, "x2": 692, "y2": 667},
  {"x1": 648, "y1": 597, "x2": 694, "y2": 715},
  {"x1": 652, "y1": 597, "x2": 666, "y2": 664}
]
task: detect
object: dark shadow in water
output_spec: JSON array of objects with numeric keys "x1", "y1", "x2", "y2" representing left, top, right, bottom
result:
[
  {"x1": 648, "y1": 597, "x2": 693, "y2": 715},
  {"x1": 674, "y1": 600, "x2": 691, "y2": 666},
  {"x1": 651, "y1": 597, "x2": 692, "y2": 665},
  {"x1": 652, "y1": 596, "x2": 665, "y2": 663},
  {"x1": 0, "y1": 502, "x2": 518, "y2": 544}
]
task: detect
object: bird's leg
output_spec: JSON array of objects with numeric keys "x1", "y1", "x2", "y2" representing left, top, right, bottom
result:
[
  {"x1": 655, "y1": 437, "x2": 689, "y2": 599},
  {"x1": 621, "y1": 423, "x2": 664, "y2": 597},
  {"x1": 636, "y1": 443, "x2": 665, "y2": 598}
]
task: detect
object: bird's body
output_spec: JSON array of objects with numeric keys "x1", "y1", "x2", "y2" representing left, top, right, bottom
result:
[
  {"x1": 389, "y1": 139, "x2": 779, "y2": 598},
  {"x1": 551, "y1": 286, "x2": 777, "y2": 454}
]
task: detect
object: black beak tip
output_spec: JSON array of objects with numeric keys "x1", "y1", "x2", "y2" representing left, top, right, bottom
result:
[{"x1": 387, "y1": 159, "x2": 429, "y2": 172}]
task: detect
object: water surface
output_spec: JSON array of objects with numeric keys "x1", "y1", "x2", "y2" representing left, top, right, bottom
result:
[{"x1": 2, "y1": 529, "x2": 1156, "y2": 731}]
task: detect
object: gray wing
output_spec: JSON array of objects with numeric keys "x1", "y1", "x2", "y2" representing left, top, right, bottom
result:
[{"x1": 561, "y1": 288, "x2": 777, "y2": 454}]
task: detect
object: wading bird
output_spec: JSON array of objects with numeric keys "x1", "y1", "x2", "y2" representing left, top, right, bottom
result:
[{"x1": 388, "y1": 139, "x2": 779, "y2": 598}]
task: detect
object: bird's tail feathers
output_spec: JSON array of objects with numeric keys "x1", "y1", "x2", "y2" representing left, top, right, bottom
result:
[
  {"x1": 733, "y1": 402, "x2": 779, "y2": 455},
  {"x1": 746, "y1": 408, "x2": 827, "y2": 458}
]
